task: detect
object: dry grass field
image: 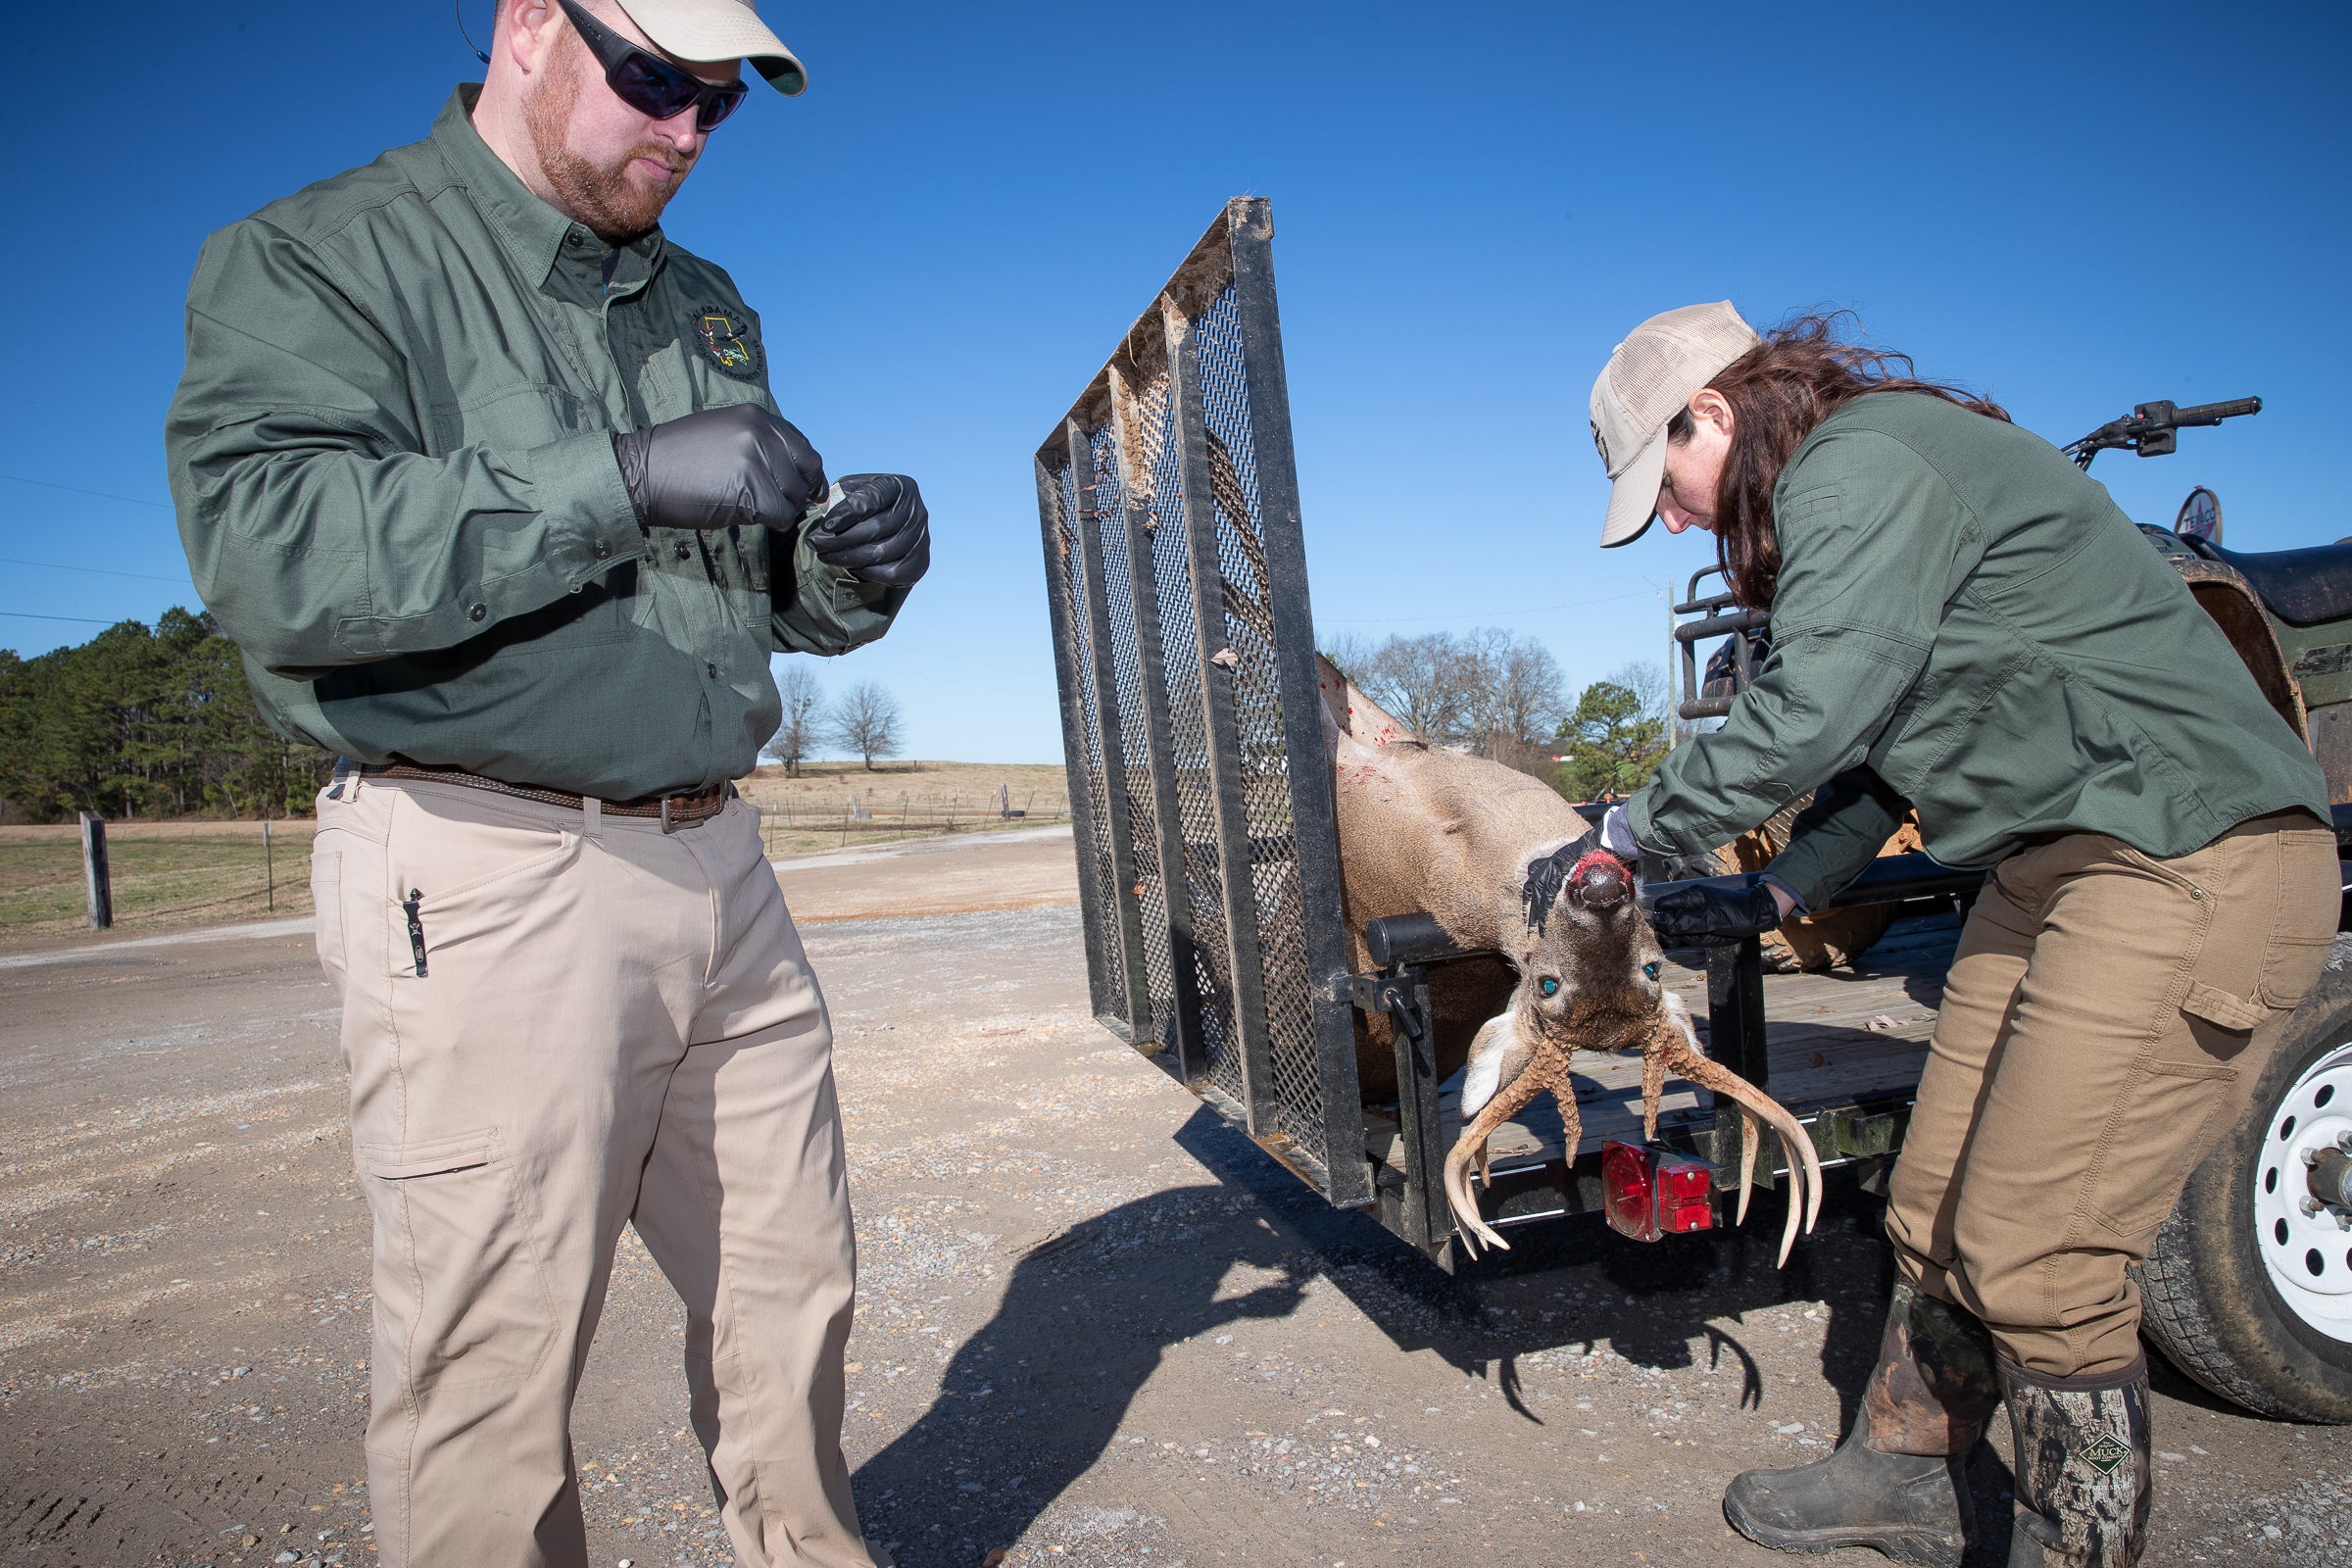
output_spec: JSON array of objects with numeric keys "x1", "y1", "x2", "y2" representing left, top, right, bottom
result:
[
  {"x1": 0, "y1": 818, "x2": 318, "y2": 942},
  {"x1": 737, "y1": 760, "x2": 1070, "y2": 858},
  {"x1": 0, "y1": 762, "x2": 1071, "y2": 943}
]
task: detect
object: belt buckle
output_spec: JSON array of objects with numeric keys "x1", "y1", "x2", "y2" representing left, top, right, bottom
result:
[{"x1": 660, "y1": 796, "x2": 676, "y2": 834}]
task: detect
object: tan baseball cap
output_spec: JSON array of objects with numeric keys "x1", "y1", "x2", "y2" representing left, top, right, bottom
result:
[
  {"x1": 614, "y1": 0, "x2": 808, "y2": 95},
  {"x1": 1590, "y1": 301, "x2": 1759, "y2": 547}
]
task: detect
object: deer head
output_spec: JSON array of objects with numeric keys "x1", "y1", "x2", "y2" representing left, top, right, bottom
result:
[{"x1": 1460, "y1": 844, "x2": 1666, "y2": 1118}]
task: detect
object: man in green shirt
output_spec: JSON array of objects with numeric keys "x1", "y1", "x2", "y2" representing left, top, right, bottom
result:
[{"x1": 165, "y1": 5, "x2": 919, "y2": 1565}]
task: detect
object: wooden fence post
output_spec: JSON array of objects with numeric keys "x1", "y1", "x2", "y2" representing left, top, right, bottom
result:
[{"x1": 79, "y1": 811, "x2": 112, "y2": 931}]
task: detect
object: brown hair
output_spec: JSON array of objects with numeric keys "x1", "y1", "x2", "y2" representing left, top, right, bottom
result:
[{"x1": 1675, "y1": 313, "x2": 2009, "y2": 608}]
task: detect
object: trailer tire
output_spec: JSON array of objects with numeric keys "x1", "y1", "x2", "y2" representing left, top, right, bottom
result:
[{"x1": 2139, "y1": 946, "x2": 2352, "y2": 1423}]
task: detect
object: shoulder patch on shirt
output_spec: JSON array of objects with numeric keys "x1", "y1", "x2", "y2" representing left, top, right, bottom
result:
[{"x1": 693, "y1": 305, "x2": 761, "y2": 380}]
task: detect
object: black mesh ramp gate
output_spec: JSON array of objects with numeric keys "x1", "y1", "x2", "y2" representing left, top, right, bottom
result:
[{"x1": 1035, "y1": 198, "x2": 1370, "y2": 1208}]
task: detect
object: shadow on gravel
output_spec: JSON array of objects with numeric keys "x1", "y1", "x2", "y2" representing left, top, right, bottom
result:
[
  {"x1": 851, "y1": 1165, "x2": 1311, "y2": 1567},
  {"x1": 1168, "y1": 1106, "x2": 2023, "y2": 1565},
  {"x1": 1173, "y1": 1101, "x2": 1896, "y2": 1414},
  {"x1": 852, "y1": 1103, "x2": 2026, "y2": 1567}
]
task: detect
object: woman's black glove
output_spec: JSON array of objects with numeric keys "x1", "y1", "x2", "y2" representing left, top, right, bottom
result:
[
  {"x1": 1550, "y1": 806, "x2": 1644, "y2": 887},
  {"x1": 1641, "y1": 873, "x2": 1785, "y2": 941},
  {"x1": 807, "y1": 473, "x2": 930, "y2": 588},
  {"x1": 612, "y1": 405, "x2": 827, "y2": 531}
]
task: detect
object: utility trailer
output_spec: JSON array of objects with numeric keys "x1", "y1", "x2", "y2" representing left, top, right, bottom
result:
[
  {"x1": 1036, "y1": 199, "x2": 2352, "y2": 1422},
  {"x1": 1032, "y1": 197, "x2": 1970, "y2": 1259}
]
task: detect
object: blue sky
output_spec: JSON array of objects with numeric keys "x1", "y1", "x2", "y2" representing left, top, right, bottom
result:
[{"x1": 4, "y1": 2, "x2": 2346, "y2": 762}]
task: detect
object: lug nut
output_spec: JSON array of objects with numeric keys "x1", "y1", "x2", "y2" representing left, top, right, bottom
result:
[{"x1": 2311, "y1": 1147, "x2": 2352, "y2": 1211}]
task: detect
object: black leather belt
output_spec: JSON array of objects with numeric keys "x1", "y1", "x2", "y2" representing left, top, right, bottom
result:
[{"x1": 366, "y1": 763, "x2": 734, "y2": 832}]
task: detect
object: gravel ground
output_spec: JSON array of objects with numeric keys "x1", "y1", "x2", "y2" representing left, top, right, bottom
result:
[{"x1": 3, "y1": 881, "x2": 2348, "y2": 1567}]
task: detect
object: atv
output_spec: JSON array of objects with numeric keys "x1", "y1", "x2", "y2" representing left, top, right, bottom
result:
[{"x1": 2071, "y1": 398, "x2": 2352, "y2": 1421}]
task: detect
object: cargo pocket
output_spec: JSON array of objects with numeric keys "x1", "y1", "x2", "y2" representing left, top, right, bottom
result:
[
  {"x1": 361, "y1": 1129, "x2": 555, "y2": 1389},
  {"x1": 2086, "y1": 1056, "x2": 2241, "y2": 1245}
]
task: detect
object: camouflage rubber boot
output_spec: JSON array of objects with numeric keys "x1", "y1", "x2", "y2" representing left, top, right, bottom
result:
[
  {"x1": 1723, "y1": 1282, "x2": 2001, "y2": 1567},
  {"x1": 2001, "y1": 1355, "x2": 2151, "y2": 1568}
]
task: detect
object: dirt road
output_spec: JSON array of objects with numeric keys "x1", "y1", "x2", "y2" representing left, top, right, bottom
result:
[{"x1": 3, "y1": 829, "x2": 2346, "y2": 1567}]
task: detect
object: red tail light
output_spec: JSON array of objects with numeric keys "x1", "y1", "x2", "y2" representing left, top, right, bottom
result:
[{"x1": 1602, "y1": 1140, "x2": 1716, "y2": 1242}]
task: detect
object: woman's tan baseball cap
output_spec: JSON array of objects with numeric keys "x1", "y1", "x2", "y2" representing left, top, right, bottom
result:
[
  {"x1": 1590, "y1": 301, "x2": 1759, "y2": 547},
  {"x1": 615, "y1": 0, "x2": 808, "y2": 95}
]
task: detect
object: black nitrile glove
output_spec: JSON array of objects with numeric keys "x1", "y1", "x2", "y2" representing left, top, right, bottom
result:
[
  {"x1": 1641, "y1": 873, "x2": 1783, "y2": 942},
  {"x1": 807, "y1": 473, "x2": 929, "y2": 588},
  {"x1": 612, "y1": 405, "x2": 827, "y2": 532},
  {"x1": 1557, "y1": 804, "x2": 1642, "y2": 874}
]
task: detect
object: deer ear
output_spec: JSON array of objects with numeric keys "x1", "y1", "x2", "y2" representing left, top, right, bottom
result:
[{"x1": 1460, "y1": 1011, "x2": 1536, "y2": 1117}]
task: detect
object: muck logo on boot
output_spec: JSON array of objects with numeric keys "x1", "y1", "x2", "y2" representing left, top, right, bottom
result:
[{"x1": 2080, "y1": 1431, "x2": 2130, "y2": 1476}]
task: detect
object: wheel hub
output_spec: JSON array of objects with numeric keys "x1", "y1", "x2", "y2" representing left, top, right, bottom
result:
[{"x1": 2254, "y1": 1042, "x2": 2352, "y2": 1343}]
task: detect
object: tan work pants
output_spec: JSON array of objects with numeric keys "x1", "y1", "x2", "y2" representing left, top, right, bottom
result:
[
  {"x1": 310, "y1": 774, "x2": 873, "y2": 1568},
  {"x1": 1886, "y1": 814, "x2": 2337, "y2": 1379}
]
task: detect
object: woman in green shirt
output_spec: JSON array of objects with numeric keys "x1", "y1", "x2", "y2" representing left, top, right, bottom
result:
[{"x1": 1585, "y1": 306, "x2": 2334, "y2": 1568}]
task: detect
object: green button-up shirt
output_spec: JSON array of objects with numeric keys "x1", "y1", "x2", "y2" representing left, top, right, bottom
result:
[
  {"x1": 165, "y1": 85, "x2": 904, "y2": 801},
  {"x1": 1631, "y1": 392, "x2": 2328, "y2": 906}
]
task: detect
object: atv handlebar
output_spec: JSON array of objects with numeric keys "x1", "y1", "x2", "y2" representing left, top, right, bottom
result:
[
  {"x1": 2066, "y1": 395, "x2": 2263, "y2": 467},
  {"x1": 2168, "y1": 397, "x2": 2264, "y2": 426}
]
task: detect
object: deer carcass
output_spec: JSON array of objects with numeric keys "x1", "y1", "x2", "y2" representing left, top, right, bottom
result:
[{"x1": 1318, "y1": 655, "x2": 1822, "y2": 1261}]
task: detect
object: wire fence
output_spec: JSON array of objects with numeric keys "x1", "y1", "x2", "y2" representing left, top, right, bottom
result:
[
  {"x1": 0, "y1": 822, "x2": 312, "y2": 937},
  {"x1": 0, "y1": 788, "x2": 1085, "y2": 938},
  {"x1": 751, "y1": 790, "x2": 1071, "y2": 855}
]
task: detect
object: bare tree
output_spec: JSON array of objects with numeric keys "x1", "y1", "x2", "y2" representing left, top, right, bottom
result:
[
  {"x1": 1325, "y1": 628, "x2": 1565, "y2": 772},
  {"x1": 827, "y1": 679, "x2": 904, "y2": 771},
  {"x1": 1347, "y1": 632, "x2": 1476, "y2": 744},
  {"x1": 762, "y1": 664, "x2": 823, "y2": 777},
  {"x1": 1461, "y1": 629, "x2": 1567, "y2": 758}
]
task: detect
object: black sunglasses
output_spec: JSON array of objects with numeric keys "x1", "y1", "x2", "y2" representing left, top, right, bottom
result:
[{"x1": 556, "y1": 0, "x2": 749, "y2": 132}]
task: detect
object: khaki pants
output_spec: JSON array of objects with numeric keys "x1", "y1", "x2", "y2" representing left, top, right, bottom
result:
[
  {"x1": 1886, "y1": 814, "x2": 2337, "y2": 1379},
  {"x1": 311, "y1": 775, "x2": 872, "y2": 1568}
]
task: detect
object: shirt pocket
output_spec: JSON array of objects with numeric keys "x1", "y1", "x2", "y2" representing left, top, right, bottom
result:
[
  {"x1": 434, "y1": 379, "x2": 589, "y2": 453},
  {"x1": 483, "y1": 570, "x2": 633, "y2": 654},
  {"x1": 358, "y1": 1128, "x2": 555, "y2": 1387}
]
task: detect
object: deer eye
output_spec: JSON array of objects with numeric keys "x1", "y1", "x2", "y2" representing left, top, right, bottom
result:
[
  {"x1": 1539, "y1": 977, "x2": 1560, "y2": 998},
  {"x1": 1642, "y1": 961, "x2": 1661, "y2": 981}
]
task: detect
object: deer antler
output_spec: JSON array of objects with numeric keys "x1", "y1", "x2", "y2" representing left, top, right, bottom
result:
[
  {"x1": 1641, "y1": 1037, "x2": 1667, "y2": 1142},
  {"x1": 1443, "y1": 1061, "x2": 1570, "y2": 1257},
  {"x1": 1644, "y1": 1004, "x2": 1822, "y2": 1266}
]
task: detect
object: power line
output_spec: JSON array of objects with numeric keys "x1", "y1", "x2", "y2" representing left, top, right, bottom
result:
[
  {"x1": 0, "y1": 556, "x2": 192, "y2": 585},
  {"x1": 0, "y1": 472, "x2": 174, "y2": 510},
  {"x1": 0, "y1": 610, "x2": 123, "y2": 624}
]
